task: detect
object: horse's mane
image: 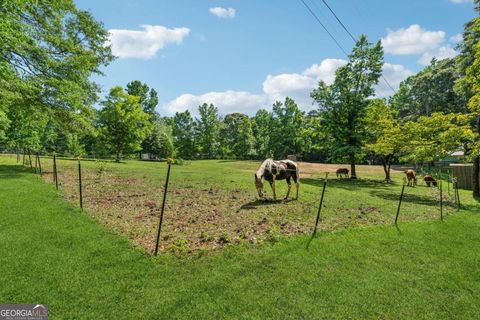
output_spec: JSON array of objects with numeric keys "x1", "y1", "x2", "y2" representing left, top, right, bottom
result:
[{"x1": 256, "y1": 158, "x2": 275, "y2": 179}]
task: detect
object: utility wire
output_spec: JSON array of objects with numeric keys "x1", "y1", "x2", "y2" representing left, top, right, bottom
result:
[
  {"x1": 320, "y1": 0, "x2": 356, "y2": 42},
  {"x1": 300, "y1": 0, "x2": 397, "y2": 94},
  {"x1": 317, "y1": 0, "x2": 397, "y2": 94},
  {"x1": 299, "y1": 0, "x2": 349, "y2": 57}
]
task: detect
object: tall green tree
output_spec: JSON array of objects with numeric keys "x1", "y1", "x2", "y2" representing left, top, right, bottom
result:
[
  {"x1": 98, "y1": 87, "x2": 151, "y2": 162},
  {"x1": 252, "y1": 109, "x2": 274, "y2": 159},
  {"x1": 125, "y1": 80, "x2": 160, "y2": 155},
  {"x1": 143, "y1": 118, "x2": 174, "y2": 159},
  {"x1": 455, "y1": 0, "x2": 480, "y2": 198},
  {"x1": 463, "y1": 21, "x2": 480, "y2": 199},
  {"x1": 172, "y1": 111, "x2": 197, "y2": 159},
  {"x1": 196, "y1": 103, "x2": 220, "y2": 159},
  {"x1": 220, "y1": 113, "x2": 255, "y2": 159},
  {"x1": 125, "y1": 80, "x2": 159, "y2": 115},
  {"x1": 311, "y1": 35, "x2": 384, "y2": 178},
  {"x1": 302, "y1": 111, "x2": 329, "y2": 162},
  {"x1": 365, "y1": 99, "x2": 403, "y2": 181},
  {"x1": 0, "y1": 0, "x2": 113, "y2": 130},
  {"x1": 400, "y1": 113, "x2": 474, "y2": 164},
  {"x1": 391, "y1": 58, "x2": 467, "y2": 121},
  {"x1": 270, "y1": 97, "x2": 306, "y2": 158},
  {"x1": 4, "y1": 104, "x2": 48, "y2": 151}
]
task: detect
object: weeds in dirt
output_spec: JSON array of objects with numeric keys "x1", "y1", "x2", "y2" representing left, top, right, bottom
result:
[{"x1": 33, "y1": 158, "x2": 472, "y2": 254}]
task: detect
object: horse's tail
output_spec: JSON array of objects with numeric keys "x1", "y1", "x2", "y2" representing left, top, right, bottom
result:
[{"x1": 293, "y1": 161, "x2": 300, "y2": 183}]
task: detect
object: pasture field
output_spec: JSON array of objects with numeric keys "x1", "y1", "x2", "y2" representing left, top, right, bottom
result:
[
  {"x1": 0, "y1": 157, "x2": 479, "y2": 319},
  {"x1": 3, "y1": 154, "x2": 478, "y2": 254}
]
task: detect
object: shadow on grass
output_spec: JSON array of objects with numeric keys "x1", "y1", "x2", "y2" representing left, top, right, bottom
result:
[
  {"x1": 371, "y1": 189, "x2": 440, "y2": 206},
  {"x1": 301, "y1": 177, "x2": 395, "y2": 191},
  {"x1": 240, "y1": 198, "x2": 296, "y2": 209},
  {"x1": 0, "y1": 166, "x2": 35, "y2": 180}
]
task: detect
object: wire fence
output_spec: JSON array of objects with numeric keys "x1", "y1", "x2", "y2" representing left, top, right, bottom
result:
[{"x1": 0, "y1": 148, "x2": 465, "y2": 256}]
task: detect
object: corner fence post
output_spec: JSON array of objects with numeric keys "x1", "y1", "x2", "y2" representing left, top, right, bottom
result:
[
  {"x1": 395, "y1": 184, "x2": 406, "y2": 225},
  {"x1": 78, "y1": 159, "x2": 83, "y2": 210},
  {"x1": 312, "y1": 172, "x2": 329, "y2": 238},
  {"x1": 440, "y1": 180, "x2": 443, "y2": 221},
  {"x1": 154, "y1": 161, "x2": 172, "y2": 256},
  {"x1": 53, "y1": 154, "x2": 59, "y2": 190}
]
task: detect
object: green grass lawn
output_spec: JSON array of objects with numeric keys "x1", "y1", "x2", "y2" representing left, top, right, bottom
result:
[{"x1": 1, "y1": 157, "x2": 480, "y2": 318}]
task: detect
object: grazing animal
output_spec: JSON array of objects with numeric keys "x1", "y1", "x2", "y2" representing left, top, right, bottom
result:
[
  {"x1": 254, "y1": 159, "x2": 299, "y2": 201},
  {"x1": 424, "y1": 175, "x2": 438, "y2": 187},
  {"x1": 404, "y1": 169, "x2": 417, "y2": 187},
  {"x1": 336, "y1": 168, "x2": 349, "y2": 179}
]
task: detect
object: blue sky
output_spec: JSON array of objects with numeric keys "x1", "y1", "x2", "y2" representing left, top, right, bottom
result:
[{"x1": 75, "y1": 0, "x2": 476, "y2": 116}]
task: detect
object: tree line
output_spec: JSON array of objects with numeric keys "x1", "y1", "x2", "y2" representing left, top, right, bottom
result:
[{"x1": 1, "y1": 0, "x2": 479, "y2": 197}]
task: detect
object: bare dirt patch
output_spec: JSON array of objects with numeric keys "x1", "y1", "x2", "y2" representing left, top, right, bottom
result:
[{"x1": 41, "y1": 160, "x2": 455, "y2": 254}]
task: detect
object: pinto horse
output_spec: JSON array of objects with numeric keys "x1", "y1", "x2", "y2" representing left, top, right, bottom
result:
[{"x1": 254, "y1": 159, "x2": 299, "y2": 201}]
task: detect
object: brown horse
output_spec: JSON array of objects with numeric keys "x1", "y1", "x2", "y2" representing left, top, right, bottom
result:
[
  {"x1": 336, "y1": 168, "x2": 349, "y2": 178},
  {"x1": 254, "y1": 159, "x2": 299, "y2": 201},
  {"x1": 404, "y1": 169, "x2": 417, "y2": 187},
  {"x1": 424, "y1": 175, "x2": 438, "y2": 187}
]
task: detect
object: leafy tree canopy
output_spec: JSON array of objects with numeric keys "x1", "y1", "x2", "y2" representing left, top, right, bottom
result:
[{"x1": 98, "y1": 87, "x2": 151, "y2": 161}]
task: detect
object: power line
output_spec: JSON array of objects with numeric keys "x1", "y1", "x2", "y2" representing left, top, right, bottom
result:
[
  {"x1": 317, "y1": 0, "x2": 397, "y2": 94},
  {"x1": 320, "y1": 0, "x2": 356, "y2": 42},
  {"x1": 300, "y1": 0, "x2": 397, "y2": 95},
  {"x1": 299, "y1": 0, "x2": 349, "y2": 57}
]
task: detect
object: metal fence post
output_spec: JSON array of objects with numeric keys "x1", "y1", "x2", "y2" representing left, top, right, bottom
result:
[
  {"x1": 38, "y1": 153, "x2": 42, "y2": 175},
  {"x1": 440, "y1": 180, "x2": 443, "y2": 221},
  {"x1": 455, "y1": 181, "x2": 461, "y2": 211},
  {"x1": 53, "y1": 154, "x2": 59, "y2": 190},
  {"x1": 312, "y1": 172, "x2": 329, "y2": 238},
  {"x1": 78, "y1": 159, "x2": 83, "y2": 210},
  {"x1": 28, "y1": 148, "x2": 32, "y2": 169},
  {"x1": 395, "y1": 184, "x2": 406, "y2": 225},
  {"x1": 154, "y1": 162, "x2": 172, "y2": 256}
]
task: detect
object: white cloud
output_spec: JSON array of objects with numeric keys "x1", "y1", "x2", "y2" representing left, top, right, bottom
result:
[
  {"x1": 260, "y1": 59, "x2": 348, "y2": 111},
  {"x1": 381, "y1": 24, "x2": 445, "y2": 55},
  {"x1": 108, "y1": 25, "x2": 190, "y2": 59},
  {"x1": 303, "y1": 58, "x2": 347, "y2": 84},
  {"x1": 164, "y1": 91, "x2": 267, "y2": 116},
  {"x1": 450, "y1": 33, "x2": 463, "y2": 43},
  {"x1": 209, "y1": 7, "x2": 236, "y2": 19},
  {"x1": 375, "y1": 63, "x2": 414, "y2": 98},
  {"x1": 163, "y1": 58, "x2": 409, "y2": 116},
  {"x1": 418, "y1": 45, "x2": 458, "y2": 65},
  {"x1": 381, "y1": 24, "x2": 459, "y2": 65}
]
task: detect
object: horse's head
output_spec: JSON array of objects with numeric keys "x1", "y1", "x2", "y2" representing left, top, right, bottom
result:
[{"x1": 254, "y1": 173, "x2": 264, "y2": 198}]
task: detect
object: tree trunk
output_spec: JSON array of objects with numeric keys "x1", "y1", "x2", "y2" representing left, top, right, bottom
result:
[
  {"x1": 382, "y1": 156, "x2": 391, "y2": 182},
  {"x1": 473, "y1": 156, "x2": 479, "y2": 199},
  {"x1": 350, "y1": 153, "x2": 357, "y2": 179},
  {"x1": 116, "y1": 150, "x2": 120, "y2": 163}
]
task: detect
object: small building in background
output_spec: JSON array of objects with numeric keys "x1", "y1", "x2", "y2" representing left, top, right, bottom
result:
[
  {"x1": 287, "y1": 154, "x2": 302, "y2": 162},
  {"x1": 436, "y1": 150, "x2": 465, "y2": 166},
  {"x1": 450, "y1": 163, "x2": 477, "y2": 190}
]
